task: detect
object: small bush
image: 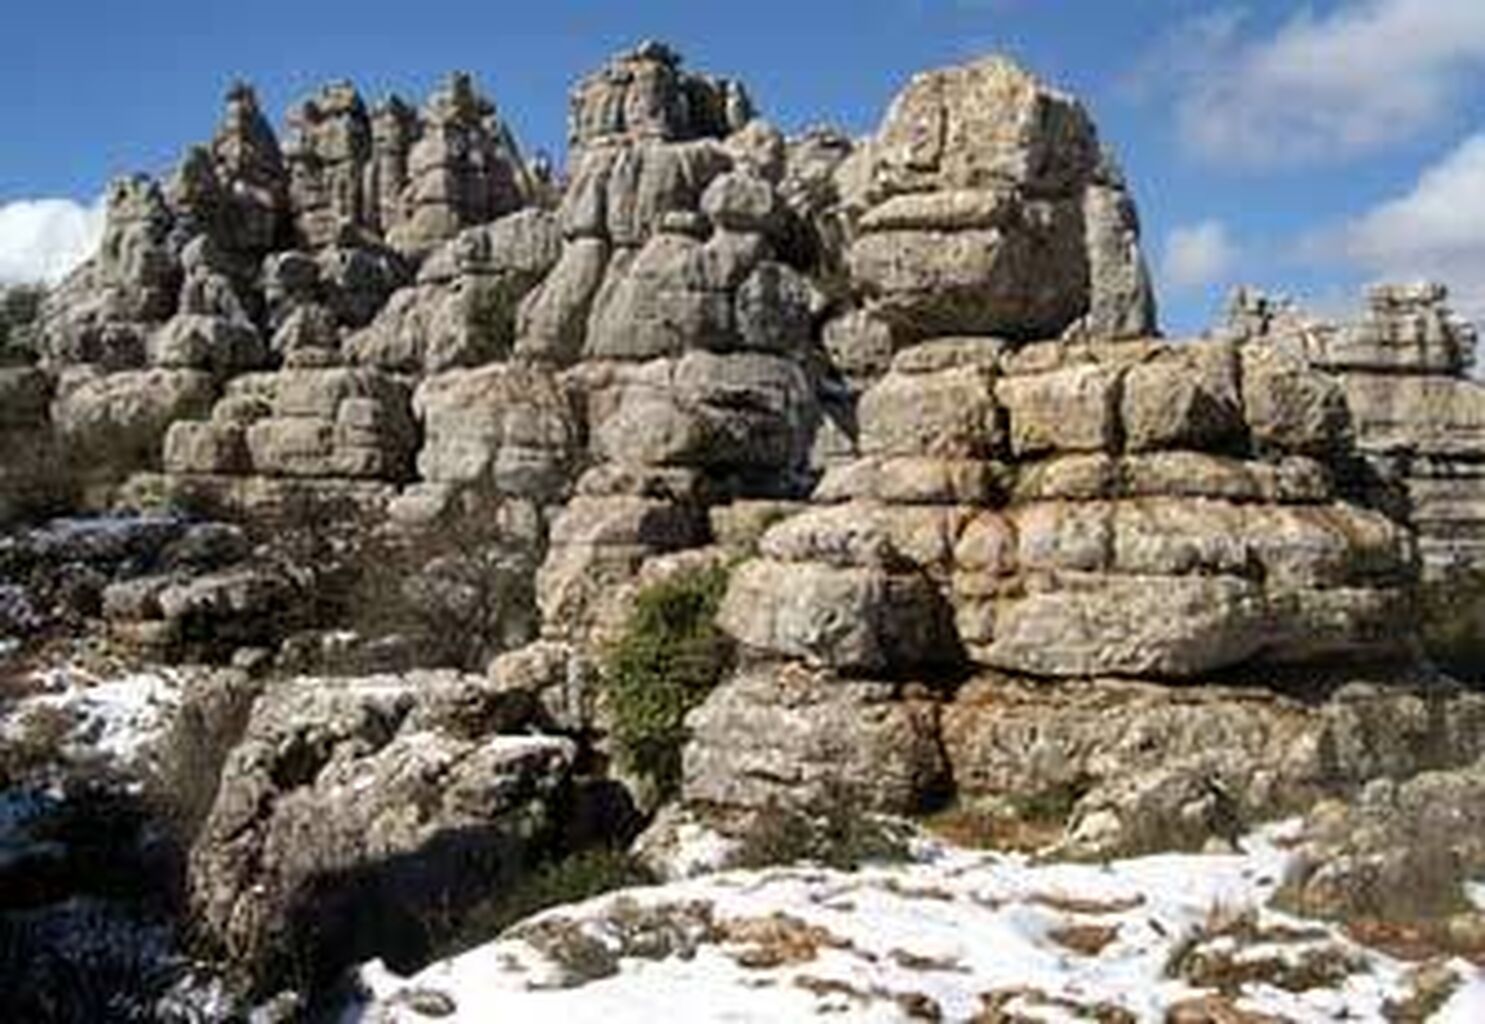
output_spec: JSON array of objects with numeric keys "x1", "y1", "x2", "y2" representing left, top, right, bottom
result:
[
  {"x1": 0, "y1": 284, "x2": 45, "y2": 365},
  {"x1": 737, "y1": 780, "x2": 912, "y2": 871},
  {"x1": 602, "y1": 562, "x2": 734, "y2": 801},
  {"x1": 433, "y1": 847, "x2": 656, "y2": 962},
  {"x1": 243, "y1": 492, "x2": 537, "y2": 671}
]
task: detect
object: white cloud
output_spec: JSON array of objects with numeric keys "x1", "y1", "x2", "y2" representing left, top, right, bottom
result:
[
  {"x1": 1146, "y1": 1, "x2": 1485, "y2": 167},
  {"x1": 1161, "y1": 220, "x2": 1239, "y2": 291},
  {"x1": 1314, "y1": 132, "x2": 1485, "y2": 320},
  {"x1": 0, "y1": 197, "x2": 105, "y2": 285}
]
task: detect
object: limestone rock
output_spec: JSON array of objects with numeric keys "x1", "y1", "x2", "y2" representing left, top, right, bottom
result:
[
  {"x1": 1276, "y1": 755, "x2": 1485, "y2": 935},
  {"x1": 386, "y1": 73, "x2": 529, "y2": 257},
  {"x1": 839, "y1": 56, "x2": 1155, "y2": 342},
  {"x1": 682, "y1": 663, "x2": 947, "y2": 815},
  {"x1": 350, "y1": 210, "x2": 561, "y2": 372},
  {"x1": 188, "y1": 673, "x2": 574, "y2": 984},
  {"x1": 413, "y1": 362, "x2": 577, "y2": 502},
  {"x1": 52, "y1": 367, "x2": 217, "y2": 483},
  {"x1": 941, "y1": 675, "x2": 1485, "y2": 858},
  {"x1": 566, "y1": 41, "x2": 750, "y2": 163}
]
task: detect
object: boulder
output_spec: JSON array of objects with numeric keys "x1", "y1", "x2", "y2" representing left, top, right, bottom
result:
[
  {"x1": 189, "y1": 673, "x2": 574, "y2": 985},
  {"x1": 838, "y1": 56, "x2": 1155, "y2": 342},
  {"x1": 682, "y1": 663, "x2": 947, "y2": 815}
]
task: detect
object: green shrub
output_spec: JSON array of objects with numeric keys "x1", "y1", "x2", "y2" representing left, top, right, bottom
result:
[
  {"x1": 602, "y1": 562, "x2": 734, "y2": 802},
  {"x1": 434, "y1": 847, "x2": 656, "y2": 961},
  {"x1": 0, "y1": 284, "x2": 45, "y2": 365},
  {"x1": 736, "y1": 780, "x2": 912, "y2": 871}
]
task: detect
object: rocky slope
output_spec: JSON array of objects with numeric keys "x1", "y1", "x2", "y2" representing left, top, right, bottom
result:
[{"x1": 1, "y1": 38, "x2": 1483, "y2": 1019}]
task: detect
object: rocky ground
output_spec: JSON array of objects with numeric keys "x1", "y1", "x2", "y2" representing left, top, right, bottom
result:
[{"x1": 352, "y1": 821, "x2": 1485, "y2": 1023}]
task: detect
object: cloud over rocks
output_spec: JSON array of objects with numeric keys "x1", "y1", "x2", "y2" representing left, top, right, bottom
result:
[
  {"x1": 1141, "y1": 1, "x2": 1485, "y2": 168},
  {"x1": 0, "y1": 197, "x2": 105, "y2": 285},
  {"x1": 1312, "y1": 132, "x2": 1485, "y2": 320},
  {"x1": 1161, "y1": 219, "x2": 1239, "y2": 292}
]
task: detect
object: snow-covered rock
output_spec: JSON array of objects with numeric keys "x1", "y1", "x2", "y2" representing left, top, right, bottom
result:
[{"x1": 347, "y1": 823, "x2": 1485, "y2": 1023}]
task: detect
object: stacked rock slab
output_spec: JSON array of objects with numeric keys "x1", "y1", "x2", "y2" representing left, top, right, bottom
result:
[
  {"x1": 513, "y1": 44, "x2": 824, "y2": 644},
  {"x1": 1225, "y1": 283, "x2": 1485, "y2": 674},
  {"x1": 816, "y1": 55, "x2": 1156, "y2": 397},
  {"x1": 149, "y1": 365, "x2": 417, "y2": 519},
  {"x1": 687, "y1": 59, "x2": 1420, "y2": 824},
  {"x1": 383, "y1": 73, "x2": 530, "y2": 259}
]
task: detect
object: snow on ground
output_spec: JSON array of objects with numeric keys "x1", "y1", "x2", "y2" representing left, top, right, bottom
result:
[
  {"x1": 3, "y1": 663, "x2": 185, "y2": 775},
  {"x1": 350, "y1": 822, "x2": 1485, "y2": 1023}
]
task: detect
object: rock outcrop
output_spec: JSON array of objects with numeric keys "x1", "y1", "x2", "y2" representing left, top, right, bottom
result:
[
  {"x1": 1225, "y1": 283, "x2": 1485, "y2": 676},
  {"x1": 13, "y1": 41, "x2": 1485, "y2": 1004},
  {"x1": 188, "y1": 671, "x2": 574, "y2": 985},
  {"x1": 826, "y1": 56, "x2": 1156, "y2": 369}
]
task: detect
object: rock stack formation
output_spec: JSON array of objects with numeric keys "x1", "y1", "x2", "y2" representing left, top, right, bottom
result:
[
  {"x1": 1225, "y1": 283, "x2": 1485, "y2": 675},
  {"x1": 14, "y1": 40, "x2": 1485, "y2": 992}
]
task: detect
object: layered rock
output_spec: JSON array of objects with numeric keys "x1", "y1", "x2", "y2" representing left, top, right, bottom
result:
[
  {"x1": 39, "y1": 176, "x2": 180, "y2": 369},
  {"x1": 942, "y1": 673, "x2": 1485, "y2": 860},
  {"x1": 505, "y1": 46, "x2": 828, "y2": 645},
  {"x1": 284, "y1": 81, "x2": 374, "y2": 249},
  {"x1": 148, "y1": 366, "x2": 416, "y2": 518},
  {"x1": 717, "y1": 333, "x2": 1411, "y2": 686},
  {"x1": 1225, "y1": 283, "x2": 1485, "y2": 675},
  {"x1": 384, "y1": 73, "x2": 530, "y2": 258},
  {"x1": 348, "y1": 209, "x2": 561, "y2": 373},
  {"x1": 824, "y1": 56, "x2": 1156, "y2": 374}
]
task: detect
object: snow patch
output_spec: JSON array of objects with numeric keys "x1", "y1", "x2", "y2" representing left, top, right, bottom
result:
[{"x1": 349, "y1": 822, "x2": 1485, "y2": 1022}]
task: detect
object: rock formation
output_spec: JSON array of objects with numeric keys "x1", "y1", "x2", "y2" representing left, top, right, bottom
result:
[
  {"x1": 9, "y1": 40, "x2": 1485, "y2": 1008},
  {"x1": 1225, "y1": 282, "x2": 1485, "y2": 676}
]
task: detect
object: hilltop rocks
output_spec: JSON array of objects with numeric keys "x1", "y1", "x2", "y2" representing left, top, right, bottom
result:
[
  {"x1": 836, "y1": 56, "x2": 1155, "y2": 347},
  {"x1": 385, "y1": 73, "x2": 530, "y2": 258},
  {"x1": 566, "y1": 40, "x2": 752, "y2": 162},
  {"x1": 1228, "y1": 283, "x2": 1485, "y2": 676},
  {"x1": 39, "y1": 177, "x2": 180, "y2": 369},
  {"x1": 188, "y1": 672, "x2": 574, "y2": 983},
  {"x1": 284, "y1": 81, "x2": 374, "y2": 249}
]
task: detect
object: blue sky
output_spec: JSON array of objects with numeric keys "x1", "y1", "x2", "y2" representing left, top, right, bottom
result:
[{"x1": 3, "y1": 0, "x2": 1484, "y2": 335}]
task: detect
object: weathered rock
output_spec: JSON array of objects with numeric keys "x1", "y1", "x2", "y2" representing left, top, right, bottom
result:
[
  {"x1": 1276, "y1": 755, "x2": 1485, "y2": 941},
  {"x1": 350, "y1": 211, "x2": 562, "y2": 372},
  {"x1": 413, "y1": 362, "x2": 577, "y2": 502},
  {"x1": 941, "y1": 674, "x2": 1485, "y2": 859},
  {"x1": 682, "y1": 663, "x2": 947, "y2": 815},
  {"x1": 838, "y1": 56, "x2": 1155, "y2": 342},
  {"x1": 566, "y1": 41, "x2": 750, "y2": 164},
  {"x1": 718, "y1": 548, "x2": 959, "y2": 675},
  {"x1": 593, "y1": 351, "x2": 816, "y2": 475},
  {"x1": 52, "y1": 367, "x2": 218, "y2": 490},
  {"x1": 283, "y1": 81, "x2": 374, "y2": 249},
  {"x1": 189, "y1": 673, "x2": 574, "y2": 984},
  {"x1": 386, "y1": 73, "x2": 528, "y2": 257}
]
